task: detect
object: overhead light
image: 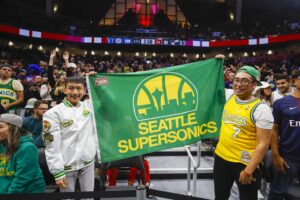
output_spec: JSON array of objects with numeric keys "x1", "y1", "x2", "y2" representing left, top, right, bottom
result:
[
  {"x1": 230, "y1": 12, "x2": 234, "y2": 21},
  {"x1": 267, "y1": 50, "x2": 273, "y2": 55},
  {"x1": 135, "y1": 52, "x2": 139, "y2": 57},
  {"x1": 229, "y1": 53, "x2": 233, "y2": 57},
  {"x1": 53, "y1": 4, "x2": 58, "y2": 13},
  {"x1": 104, "y1": 51, "x2": 109, "y2": 55},
  {"x1": 8, "y1": 41, "x2": 14, "y2": 46},
  {"x1": 152, "y1": 52, "x2": 156, "y2": 57},
  {"x1": 38, "y1": 45, "x2": 43, "y2": 51},
  {"x1": 195, "y1": 54, "x2": 199, "y2": 59},
  {"x1": 91, "y1": 51, "x2": 95, "y2": 55},
  {"x1": 117, "y1": 51, "x2": 121, "y2": 56},
  {"x1": 170, "y1": 53, "x2": 174, "y2": 58},
  {"x1": 243, "y1": 52, "x2": 248, "y2": 57}
]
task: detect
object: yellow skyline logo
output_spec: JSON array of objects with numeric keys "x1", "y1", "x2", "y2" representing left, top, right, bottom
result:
[{"x1": 133, "y1": 72, "x2": 198, "y2": 121}]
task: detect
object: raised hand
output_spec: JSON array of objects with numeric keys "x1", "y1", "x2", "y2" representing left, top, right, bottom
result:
[
  {"x1": 50, "y1": 50, "x2": 56, "y2": 59},
  {"x1": 63, "y1": 51, "x2": 70, "y2": 61}
]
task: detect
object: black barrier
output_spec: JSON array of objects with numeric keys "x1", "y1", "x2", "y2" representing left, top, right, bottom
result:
[
  {"x1": 148, "y1": 189, "x2": 209, "y2": 200},
  {"x1": 0, "y1": 188, "x2": 210, "y2": 200},
  {"x1": 0, "y1": 190, "x2": 136, "y2": 200}
]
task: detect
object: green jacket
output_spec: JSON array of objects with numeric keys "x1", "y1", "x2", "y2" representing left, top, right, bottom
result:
[{"x1": 0, "y1": 135, "x2": 45, "y2": 193}]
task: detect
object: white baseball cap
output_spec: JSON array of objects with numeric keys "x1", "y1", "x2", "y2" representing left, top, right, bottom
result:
[
  {"x1": 253, "y1": 81, "x2": 274, "y2": 94},
  {"x1": 25, "y1": 98, "x2": 38, "y2": 109},
  {"x1": 260, "y1": 81, "x2": 274, "y2": 89},
  {"x1": 68, "y1": 63, "x2": 77, "y2": 68}
]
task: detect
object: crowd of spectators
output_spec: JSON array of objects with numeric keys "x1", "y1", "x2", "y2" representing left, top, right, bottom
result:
[
  {"x1": 1, "y1": 41, "x2": 300, "y2": 199},
  {"x1": 1, "y1": 1, "x2": 300, "y2": 197},
  {"x1": 171, "y1": 10, "x2": 300, "y2": 41},
  {"x1": 1, "y1": 0, "x2": 300, "y2": 40},
  {"x1": 1, "y1": 43, "x2": 300, "y2": 113}
]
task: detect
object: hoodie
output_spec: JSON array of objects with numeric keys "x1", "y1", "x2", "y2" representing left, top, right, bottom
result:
[{"x1": 0, "y1": 135, "x2": 45, "y2": 194}]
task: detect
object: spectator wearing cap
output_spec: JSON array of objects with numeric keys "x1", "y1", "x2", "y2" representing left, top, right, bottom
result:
[
  {"x1": 22, "y1": 100, "x2": 49, "y2": 148},
  {"x1": 214, "y1": 65, "x2": 274, "y2": 199},
  {"x1": 268, "y1": 72, "x2": 300, "y2": 199},
  {"x1": 0, "y1": 63, "x2": 24, "y2": 114},
  {"x1": 0, "y1": 114, "x2": 45, "y2": 193},
  {"x1": 254, "y1": 81, "x2": 275, "y2": 107},
  {"x1": 24, "y1": 98, "x2": 38, "y2": 117}
]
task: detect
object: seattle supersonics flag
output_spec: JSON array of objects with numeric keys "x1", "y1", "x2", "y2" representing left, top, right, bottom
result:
[{"x1": 87, "y1": 58, "x2": 225, "y2": 162}]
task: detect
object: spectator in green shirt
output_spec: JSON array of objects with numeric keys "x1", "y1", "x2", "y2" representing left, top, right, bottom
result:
[{"x1": 0, "y1": 114, "x2": 45, "y2": 193}]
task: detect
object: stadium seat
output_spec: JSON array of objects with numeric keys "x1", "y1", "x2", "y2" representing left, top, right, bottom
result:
[{"x1": 101, "y1": 155, "x2": 145, "y2": 189}]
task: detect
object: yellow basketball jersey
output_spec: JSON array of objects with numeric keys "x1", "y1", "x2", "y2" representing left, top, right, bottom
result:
[{"x1": 215, "y1": 95, "x2": 261, "y2": 165}]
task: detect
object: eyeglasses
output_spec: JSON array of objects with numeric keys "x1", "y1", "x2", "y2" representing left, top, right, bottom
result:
[
  {"x1": 233, "y1": 78, "x2": 253, "y2": 86},
  {"x1": 37, "y1": 108, "x2": 48, "y2": 111}
]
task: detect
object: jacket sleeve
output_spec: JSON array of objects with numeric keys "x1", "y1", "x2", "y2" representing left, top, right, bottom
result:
[
  {"x1": 47, "y1": 65, "x2": 56, "y2": 88},
  {"x1": 42, "y1": 109, "x2": 65, "y2": 180},
  {"x1": 7, "y1": 145, "x2": 40, "y2": 193}
]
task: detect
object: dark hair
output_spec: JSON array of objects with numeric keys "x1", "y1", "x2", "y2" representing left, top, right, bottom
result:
[
  {"x1": 275, "y1": 74, "x2": 290, "y2": 81},
  {"x1": 34, "y1": 100, "x2": 49, "y2": 109},
  {"x1": 0, "y1": 124, "x2": 28, "y2": 161},
  {"x1": 65, "y1": 76, "x2": 86, "y2": 88}
]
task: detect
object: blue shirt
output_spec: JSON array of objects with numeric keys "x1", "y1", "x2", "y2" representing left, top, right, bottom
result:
[
  {"x1": 22, "y1": 116, "x2": 44, "y2": 148},
  {"x1": 273, "y1": 95, "x2": 300, "y2": 162}
]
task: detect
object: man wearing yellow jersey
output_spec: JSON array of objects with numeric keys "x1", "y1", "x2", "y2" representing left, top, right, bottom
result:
[{"x1": 214, "y1": 66, "x2": 273, "y2": 200}]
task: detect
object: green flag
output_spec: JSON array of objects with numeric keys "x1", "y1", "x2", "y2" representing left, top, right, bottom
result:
[{"x1": 88, "y1": 58, "x2": 225, "y2": 163}]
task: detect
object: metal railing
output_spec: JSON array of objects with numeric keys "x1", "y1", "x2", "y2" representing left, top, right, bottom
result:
[{"x1": 185, "y1": 141, "x2": 213, "y2": 196}]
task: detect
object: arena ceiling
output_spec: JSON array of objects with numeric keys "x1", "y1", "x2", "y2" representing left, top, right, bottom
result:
[{"x1": 7, "y1": 0, "x2": 300, "y2": 25}]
